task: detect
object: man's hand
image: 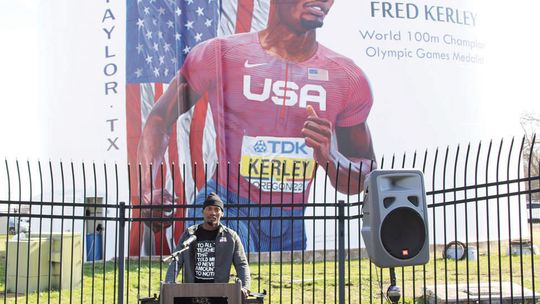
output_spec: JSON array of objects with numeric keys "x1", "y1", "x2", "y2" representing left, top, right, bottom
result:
[
  {"x1": 301, "y1": 105, "x2": 334, "y2": 165},
  {"x1": 241, "y1": 287, "x2": 250, "y2": 299},
  {"x1": 141, "y1": 189, "x2": 174, "y2": 232}
]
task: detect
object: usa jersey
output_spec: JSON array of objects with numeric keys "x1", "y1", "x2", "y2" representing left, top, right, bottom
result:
[{"x1": 180, "y1": 32, "x2": 373, "y2": 204}]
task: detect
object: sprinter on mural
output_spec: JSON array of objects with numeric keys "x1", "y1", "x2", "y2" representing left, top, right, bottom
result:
[{"x1": 138, "y1": 0, "x2": 377, "y2": 251}]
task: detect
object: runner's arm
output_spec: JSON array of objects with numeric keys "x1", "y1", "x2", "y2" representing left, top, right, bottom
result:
[
  {"x1": 137, "y1": 74, "x2": 201, "y2": 231},
  {"x1": 302, "y1": 106, "x2": 376, "y2": 194}
]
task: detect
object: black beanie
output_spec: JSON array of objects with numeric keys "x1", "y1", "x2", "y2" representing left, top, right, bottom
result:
[{"x1": 203, "y1": 192, "x2": 224, "y2": 211}]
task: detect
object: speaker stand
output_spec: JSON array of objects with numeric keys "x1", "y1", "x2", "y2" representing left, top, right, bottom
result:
[{"x1": 386, "y1": 267, "x2": 401, "y2": 304}]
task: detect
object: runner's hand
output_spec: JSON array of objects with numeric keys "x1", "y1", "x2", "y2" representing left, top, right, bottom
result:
[
  {"x1": 141, "y1": 189, "x2": 174, "y2": 232},
  {"x1": 302, "y1": 105, "x2": 333, "y2": 165}
]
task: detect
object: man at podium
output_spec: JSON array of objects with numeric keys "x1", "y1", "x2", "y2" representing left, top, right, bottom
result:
[{"x1": 165, "y1": 193, "x2": 251, "y2": 298}]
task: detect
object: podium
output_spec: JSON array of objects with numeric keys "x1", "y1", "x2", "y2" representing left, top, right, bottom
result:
[{"x1": 160, "y1": 281, "x2": 242, "y2": 304}]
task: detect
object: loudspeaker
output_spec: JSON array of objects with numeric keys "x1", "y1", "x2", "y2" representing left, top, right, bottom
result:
[{"x1": 361, "y1": 170, "x2": 429, "y2": 267}]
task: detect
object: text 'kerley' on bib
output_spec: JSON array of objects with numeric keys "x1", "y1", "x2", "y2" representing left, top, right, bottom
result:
[{"x1": 240, "y1": 136, "x2": 315, "y2": 193}]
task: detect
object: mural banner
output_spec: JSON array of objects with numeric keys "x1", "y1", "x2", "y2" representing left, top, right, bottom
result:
[{"x1": 33, "y1": 0, "x2": 538, "y2": 257}]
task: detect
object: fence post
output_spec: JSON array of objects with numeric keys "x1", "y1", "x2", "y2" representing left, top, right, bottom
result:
[
  {"x1": 118, "y1": 202, "x2": 126, "y2": 304},
  {"x1": 338, "y1": 199, "x2": 345, "y2": 304}
]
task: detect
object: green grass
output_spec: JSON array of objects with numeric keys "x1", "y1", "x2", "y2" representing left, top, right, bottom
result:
[{"x1": 0, "y1": 252, "x2": 538, "y2": 304}]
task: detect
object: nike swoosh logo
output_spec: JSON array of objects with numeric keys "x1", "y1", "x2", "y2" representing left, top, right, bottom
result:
[{"x1": 244, "y1": 60, "x2": 267, "y2": 68}]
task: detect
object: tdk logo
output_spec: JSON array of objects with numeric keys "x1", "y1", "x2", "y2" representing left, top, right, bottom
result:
[
  {"x1": 243, "y1": 75, "x2": 327, "y2": 111},
  {"x1": 255, "y1": 140, "x2": 310, "y2": 155},
  {"x1": 253, "y1": 140, "x2": 267, "y2": 153}
]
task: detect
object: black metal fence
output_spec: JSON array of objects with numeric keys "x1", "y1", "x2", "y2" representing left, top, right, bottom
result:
[{"x1": 0, "y1": 135, "x2": 539, "y2": 303}]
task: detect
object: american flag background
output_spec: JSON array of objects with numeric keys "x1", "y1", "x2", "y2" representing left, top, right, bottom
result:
[{"x1": 125, "y1": 0, "x2": 272, "y2": 256}]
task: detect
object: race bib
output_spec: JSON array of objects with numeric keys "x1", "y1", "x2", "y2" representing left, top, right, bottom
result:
[{"x1": 240, "y1": 136, "x2": 315, "y2": 193}]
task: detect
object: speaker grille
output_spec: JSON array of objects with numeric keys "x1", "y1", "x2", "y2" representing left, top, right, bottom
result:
[{"x1": 380, "y1": 207, "x2": 425, "y2": 259}]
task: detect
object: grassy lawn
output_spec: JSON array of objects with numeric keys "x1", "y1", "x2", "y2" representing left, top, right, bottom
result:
[{"x1": 0, "y1": 249, "x2": 538, "y2": 304}]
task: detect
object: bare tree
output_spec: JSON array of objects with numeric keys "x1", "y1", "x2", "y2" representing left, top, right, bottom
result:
[{"x1": 520, "y1": 112, "x2": 539, "y2": 203}]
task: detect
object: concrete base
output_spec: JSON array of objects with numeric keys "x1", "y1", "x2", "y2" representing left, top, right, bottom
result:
[{"x1": 424, "y1": 282, "x2": 540, "y2": 303}]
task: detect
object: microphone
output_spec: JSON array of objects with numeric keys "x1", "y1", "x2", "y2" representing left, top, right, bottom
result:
[
  {"x1": 182, "y1": 235, "x2": 197, "y2": 247},
  {"x1": 163, "y1": 235, "x2": 198, "y2": 263}
]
